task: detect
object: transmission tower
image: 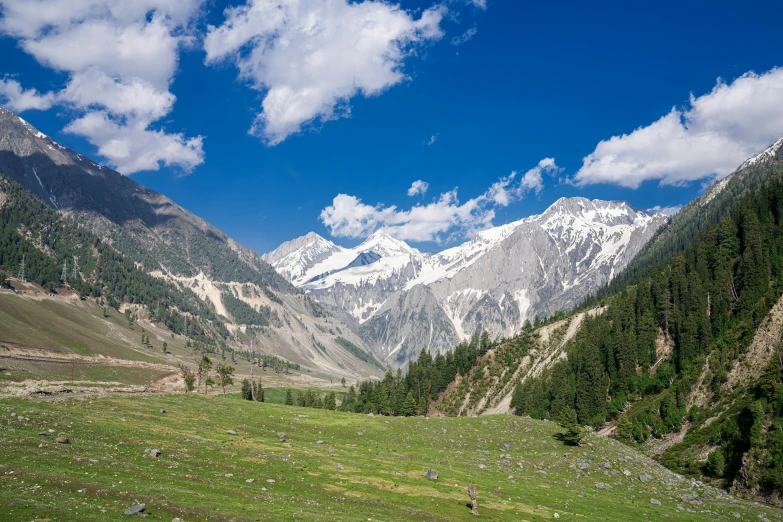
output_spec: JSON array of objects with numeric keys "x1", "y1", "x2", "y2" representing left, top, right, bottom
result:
[
  {"x1": 61, "y1": 259, "x2": 68, "y2": 284},
  {"x1": 17, "y1": 255, "x2": 25, "y2": 282},
  {"x1": 184, "y1": 316, "x2": 188, "y2": 338},
  {"x1": 72, "y1": 256, "x2": 79, "y2": 280}
]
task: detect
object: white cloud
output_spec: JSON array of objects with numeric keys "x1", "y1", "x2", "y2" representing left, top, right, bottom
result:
[
  {"x1": 451, "y1": 27, "x2": 477, "y2": 45},
  {"x1": 574, "y1": 68, "x2": 783, "y2": 188},
  {"x1": 320, "y1": 158, "x2": 559, "y2": 242},
  {"x1": 648, "y1": 205, "x2": 683, "y2": 217},
  {"x1": 64, "y1": 111, "x2": 204, "y2": 174},
  {"x1": 486, "y1": 158, "x2": 560, "y2": 205},
  {"x1": 0, "y1": 0, "x2": 205, "y2": 174},
  {"x1": 467, "y1": 0, "x2": 487, "y2": 8},
  {"x1": 425, "y1": 134, "x2": 438, "y2": 146},
  {"x1": 0, "y1": 77, "x2": 55, "y2": 111},
  {"x1": 204, "y1": 0, "x2": 446, "y2": 145},
  {"x1": 407, "y1": 180, "x2": 429, "y2": 196}
]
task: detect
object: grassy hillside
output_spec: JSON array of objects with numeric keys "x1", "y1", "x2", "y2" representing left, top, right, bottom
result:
[{"x1": 1, "y1": 394, "x2": 779, "y2": 521}]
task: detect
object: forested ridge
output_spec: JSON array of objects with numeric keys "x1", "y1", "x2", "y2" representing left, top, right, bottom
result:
[
  {"x1": 0, "y1": 174, "x2": 226, "y2": 342},
  {"x1": 509, "y1": 159, "x2": 783, "y2": 497},
  {"x1": 342, "y1": 147, "x2": 783, "y2": 501}
]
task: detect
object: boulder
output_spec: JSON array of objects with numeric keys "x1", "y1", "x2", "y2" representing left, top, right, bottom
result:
[
  {"x1": 55, "y1": 437, "x2": 70, "y2": 444},
  {"x1": 426, "y1": 469, "x2": 438, "y2": 480},
  {"x1": 123, "y1": 503, "x2": 146, "y2": 515}
]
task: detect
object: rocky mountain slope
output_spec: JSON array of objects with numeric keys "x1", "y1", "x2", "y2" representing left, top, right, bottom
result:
[
  {"x1": 0, "y1": 106, "x2": 380, "y2": 379},
  {"x1": 266, "y1": 198, "x2": 667, "y2": 365}
]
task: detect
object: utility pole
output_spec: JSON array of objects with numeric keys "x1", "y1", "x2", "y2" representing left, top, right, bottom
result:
[
  {"x1": 17, "y1": 255, "x2": 25, "y2": 282},
  {"x1": 61, "y1": 259, "x2": 68, "y2": 284}
]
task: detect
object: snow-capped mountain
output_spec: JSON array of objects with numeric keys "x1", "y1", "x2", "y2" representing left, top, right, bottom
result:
[{"x1": 265, "y1": 198, "x2": 668, "y2": 365}]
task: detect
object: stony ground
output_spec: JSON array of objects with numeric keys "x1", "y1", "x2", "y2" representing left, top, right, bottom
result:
[{"x1": 1, "y1": 394, "x2": 781, "y2": 521}]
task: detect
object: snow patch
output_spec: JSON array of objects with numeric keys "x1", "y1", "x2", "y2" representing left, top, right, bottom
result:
[{"x1": 32, "y1": 167, "x2": 44, "y2": 190}]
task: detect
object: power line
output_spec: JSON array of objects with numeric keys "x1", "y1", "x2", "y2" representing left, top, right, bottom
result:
[{"x1": 17, "y1": 255, "x2": 25, "y2": 282}]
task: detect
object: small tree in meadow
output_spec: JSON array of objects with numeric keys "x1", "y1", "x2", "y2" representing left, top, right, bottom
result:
[
  {"x1": 179, "y1": 365, "x2": 196, "y2": 393},
  {"x1": 215, "y1": 363, "x2": 235, "y2": 397}
]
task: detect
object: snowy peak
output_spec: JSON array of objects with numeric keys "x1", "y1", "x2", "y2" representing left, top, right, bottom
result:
[
  {"x1": 262, "y1": 231, "x2": 338, "y2": 265},
  {"x1": 356, "y1": 230, "x2": 422, "y2": 258},
  {"x1": 261, "y1": 232, "x2": 346, "y2": 283},
  {"x1": 739, "y1": 137, "x2": 783, "y2": 171},
  {"x1": 266, "y1": 197, "x2": 667, "y2": 366},
  {"x1": 539, "y1": 197, "x2": 652, "y2": 229}
]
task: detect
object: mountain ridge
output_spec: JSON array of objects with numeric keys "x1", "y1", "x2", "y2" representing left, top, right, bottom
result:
[
  {"x1": 266, "y1": 196, "x2": 668, "y2": 365},
  {"x1": 0, "y1": 105, "x2": 381, "y2": 380}
]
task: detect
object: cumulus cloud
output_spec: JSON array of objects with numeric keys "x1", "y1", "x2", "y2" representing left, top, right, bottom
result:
[
  {"x1": 320, "y1": 158, "x2": 559, "y2": 242},
  {"x1": 407, "y1": 180, "x2": 429, "y2": 196},
  {"x1": 64, "y1": 111, "x2": 204, "y2": 175},
  {"x1": 204, "y1": 0, "x2": 446, "y2": 145},
  {"x1": 425, "y1": 134, "x2": 438, "y2": 146},
  {"x1": 0, "y1": 77, "x2": 56, "y2": 111},
  {"x1": 574, "y1": 68, "x2": 783, "y2": 188},
  {"x1": 0, "y1": 0, "x2": 205, "y2": 174},
  {"x1": 648, "y1": 205, "x2": 683, "y2": 217},
  {"x1": 467, "y1": 0, "x2": 487, "y2": 8},
  {"x1": 451, "y1": 27, "x2": 477, "y2": 45}
]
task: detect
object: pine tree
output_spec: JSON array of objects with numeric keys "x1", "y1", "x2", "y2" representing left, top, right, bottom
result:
[
  {"x1": 615, "y1": 415, "x2": 634, "y2": 443},
  {"x1": 241, "y1": 378, "x2": 252, "y2": 400},
  {"x1": 284, "y1": 388, "x2": 294, "y2": 405},
  {"x1": 557, "y1": 407, "x2": 584, "y2": 446},
  {"x1": 401, "y1": 391, "x2": 417, "y2": 417}
]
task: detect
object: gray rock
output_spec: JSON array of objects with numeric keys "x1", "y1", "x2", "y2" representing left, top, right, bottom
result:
[
  {"x1": 55, "y1": 436, "x2": 70, "y2": 444},
  {"x1": 124, "y1": 503, "x2": 146, "y2": 515},
  {"x1": 278, "y1": 432, "x2": 286, "y2": 441},
  {"x1": 335, "y1": 464, "x2": 345, "y2": 470},
  {"x1": 599, "y1": 462, "x2": 611, "y2": 469},
  {"x1": 639, "y1": 474, "x2": 652, "y2": 483},
  {"x1": 595, "y1": 482, "x2": 611, "y2": 490},
  {"x1": 226, "y1": 430, "x2": 237, "y2": 435},
  {"x1": 650, "y1": 498, "x2": 661, "y2": 505},
  {"x1": 38, "y1": 431, "x2": 50, "y2": 436},
  {"x1": 426, "y1": 469, "x2": 438, "y2": 480},
  {"x1": 145, "y1": 448, "x2": 161, "y2": 458}
]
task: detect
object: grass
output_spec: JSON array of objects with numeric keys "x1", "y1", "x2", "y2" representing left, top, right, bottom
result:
[
  {"x1": 258, "y1": 387, "x2": 347, "y2": 405},
  {"x1": 0, "y1": 359, "x2": 171, "y2": 385},
  {"x1": 0, "y1": 293, "x2": 160, "y2": 362},
  {"x1": 1, "y1": 394, "x2": 779, "y2": 521}
]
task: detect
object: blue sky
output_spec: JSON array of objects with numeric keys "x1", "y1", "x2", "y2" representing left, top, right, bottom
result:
[{"x1": 1, "y1": 0, "x2": 783, "y2": 254}]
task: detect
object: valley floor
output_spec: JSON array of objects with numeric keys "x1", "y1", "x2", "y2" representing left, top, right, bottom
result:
[{"x1": 1, "y1": 394, "x2": 781, "y2": 521}]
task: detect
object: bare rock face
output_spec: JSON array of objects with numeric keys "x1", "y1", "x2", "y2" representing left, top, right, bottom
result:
[{"x1": 267, "y1": 198, "x2": 667, "y2": 366}]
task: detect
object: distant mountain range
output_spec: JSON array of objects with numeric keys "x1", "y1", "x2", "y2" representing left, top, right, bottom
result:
[
  {"x1": 264, "y1": 198, "x2": 668, "y2": 365},
  {"x1": 0, "y1": 106, "x2": 381, "y2": 379}
]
